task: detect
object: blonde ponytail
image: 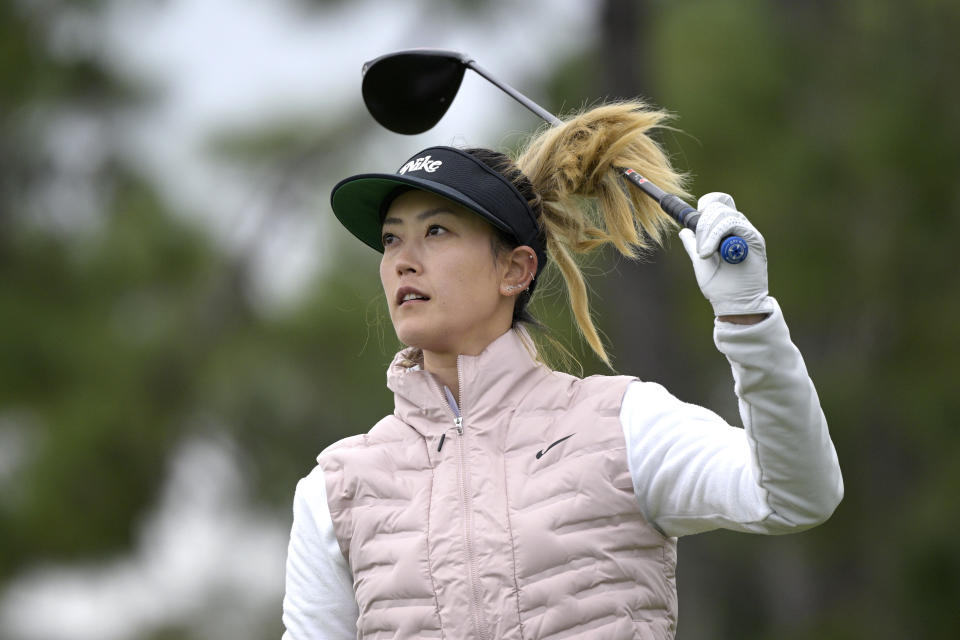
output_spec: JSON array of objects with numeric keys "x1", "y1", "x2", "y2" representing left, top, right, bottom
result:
[{"x1": 515, "y1": 101, "x2": 690, "y2": 367}]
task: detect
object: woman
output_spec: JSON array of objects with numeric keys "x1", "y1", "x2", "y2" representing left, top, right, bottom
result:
[{"x1": 282, "y1": 102, "x2": 843, "y2": 639}]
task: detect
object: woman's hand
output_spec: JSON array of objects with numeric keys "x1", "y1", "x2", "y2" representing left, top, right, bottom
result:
[{"x1": 679, "y1": 192, "x2": 775, "y2": 320}]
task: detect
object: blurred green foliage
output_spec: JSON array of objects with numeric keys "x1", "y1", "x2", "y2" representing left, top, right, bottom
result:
[
  {"x1": 1, "y1": 0, "x2": 958, "y2": 639},
  {"x1": 1, "y1": 0, "x2": 397, "y2": 586}
]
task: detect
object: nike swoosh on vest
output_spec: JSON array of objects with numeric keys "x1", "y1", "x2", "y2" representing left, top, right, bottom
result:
[{"x1": 535, "y1": 433, "x2": 575, "y2": 459}]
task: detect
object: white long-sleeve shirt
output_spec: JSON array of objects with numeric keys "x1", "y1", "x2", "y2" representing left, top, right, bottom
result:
[{"x1": 282, "y1": 298, "x2": 843, "y2": 638}]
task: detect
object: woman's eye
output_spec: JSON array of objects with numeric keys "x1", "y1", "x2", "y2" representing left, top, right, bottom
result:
[
  {"x1": 382, "y1": 233, "x2": 397, "y2": 246},
  {"x1": 427, "y1": 224, "x2": 447, "y2": 236}
]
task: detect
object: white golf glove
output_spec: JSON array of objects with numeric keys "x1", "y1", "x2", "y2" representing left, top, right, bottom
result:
[{"x1": 678, "y1": 192, "x2": 775, "y2": 318}]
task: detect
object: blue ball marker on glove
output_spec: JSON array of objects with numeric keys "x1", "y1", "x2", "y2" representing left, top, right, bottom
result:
[{"x1": 720, "y1": 236, "x2": 748, "y2": 264}]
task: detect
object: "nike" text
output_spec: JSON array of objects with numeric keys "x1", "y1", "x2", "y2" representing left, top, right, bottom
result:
[{"x1": 398, "y1": 155, "x2": 442, "y2": 175}]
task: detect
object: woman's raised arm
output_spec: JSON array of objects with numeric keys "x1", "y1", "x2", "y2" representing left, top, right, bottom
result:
[
  {"x1": 621, "y1": 298, "x2": 843, "y2": 537},
  {"x1": 621, "y1": 193, "x2": 842, "y2": 538}
]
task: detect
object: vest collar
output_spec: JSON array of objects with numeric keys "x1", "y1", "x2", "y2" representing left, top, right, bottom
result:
[{"x1": 387, "y1": 327, "x2": 551, "y2": 437}]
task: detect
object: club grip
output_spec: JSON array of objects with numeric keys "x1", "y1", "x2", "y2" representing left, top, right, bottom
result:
[{"x1": 660, "y1": 195, "x2": 748, "y2": 265}]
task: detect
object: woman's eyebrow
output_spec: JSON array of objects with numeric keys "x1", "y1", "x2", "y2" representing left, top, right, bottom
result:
[{"x1": 382, "y1": 207, "x2": 454, "y2": 226}]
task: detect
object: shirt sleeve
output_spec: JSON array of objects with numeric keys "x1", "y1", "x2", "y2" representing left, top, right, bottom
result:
[
  {"x1": 620, "y1": 297, "x2": 843, "y2": 538},
  {"x1": 282, "y1": 465, "x2": 359, "y2": 639}
]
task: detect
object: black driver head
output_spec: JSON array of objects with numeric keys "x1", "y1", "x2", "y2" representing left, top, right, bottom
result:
[{"x1": 361, "y1": 49, "x2": 471, "y2": 135}]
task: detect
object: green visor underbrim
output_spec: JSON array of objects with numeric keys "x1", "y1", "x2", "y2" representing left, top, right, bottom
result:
[{"x1": 330, "y1": 174, "x2": 515, "y2": 253}]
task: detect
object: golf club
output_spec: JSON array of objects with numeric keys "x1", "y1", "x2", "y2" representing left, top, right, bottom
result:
[{"x1": 361, "y1": 48, "x2": 747, "y2": 264}]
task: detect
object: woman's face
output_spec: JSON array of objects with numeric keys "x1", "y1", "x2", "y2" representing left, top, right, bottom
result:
[{"x1": 379, "y1": 189, "x2": 516, "y2": 357}]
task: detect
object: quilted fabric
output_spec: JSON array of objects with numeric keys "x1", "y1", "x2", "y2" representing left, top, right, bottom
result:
[{"x1": 319, "y1": 329, "x2": 678, "y2": 639}]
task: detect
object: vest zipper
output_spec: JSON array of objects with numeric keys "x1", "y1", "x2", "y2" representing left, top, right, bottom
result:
[
  {"x1": 456, "y1": 418, "x2": 488, "y2": 640},
  {"x1": 436, "y1": 365, "x2": 488, "y2": 640}
]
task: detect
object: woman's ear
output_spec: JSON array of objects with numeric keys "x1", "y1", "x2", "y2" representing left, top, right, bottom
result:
[{"x1": 500, "y1": 246, "x2": 538, "y2": 296}]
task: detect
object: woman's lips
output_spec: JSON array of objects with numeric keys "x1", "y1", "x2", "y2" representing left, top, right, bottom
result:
[{"x1": 396, "y1": 286, "x2": 431, "y2": 306}]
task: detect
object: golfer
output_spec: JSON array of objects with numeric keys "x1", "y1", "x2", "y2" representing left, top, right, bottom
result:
[{"x1": 281, "y1": 102, "x2": 843, "y2": 640}]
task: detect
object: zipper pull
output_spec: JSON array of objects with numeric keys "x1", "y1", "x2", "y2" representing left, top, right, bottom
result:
[
  {"x1": 455, "y1": 416, "x2": 463, "y2": 435},
  {"x1": 437, "y1": 433, "x2": 446, "y2": 452}
]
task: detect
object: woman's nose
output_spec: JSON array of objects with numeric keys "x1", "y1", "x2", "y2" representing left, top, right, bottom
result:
[{"x1": 394, "y1": 244, "x2": 421, "y2": 275}]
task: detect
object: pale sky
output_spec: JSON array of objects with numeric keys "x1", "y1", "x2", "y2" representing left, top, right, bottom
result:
[{"x1": 102, "y1": 0, "x2": 597, "y2": 308}]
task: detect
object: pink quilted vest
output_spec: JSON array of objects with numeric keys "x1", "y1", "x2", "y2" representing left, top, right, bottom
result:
[{"x1": 319, "y1": 328, "x2": 678, "y2": 639}]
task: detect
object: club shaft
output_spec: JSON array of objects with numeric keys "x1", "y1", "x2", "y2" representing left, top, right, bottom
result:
[
  {"x1": 619, "y1": 167, "x2": 700, "y2": 230},
  {"x1": 466, "y1": 61, "x2": 562, "y2": 127},
  {"x1": 466, "y1": 61, "x2": 698, "y2": 229},
  {"x1": 464, "y1": 59, "x2": 745, "y2": 263}
]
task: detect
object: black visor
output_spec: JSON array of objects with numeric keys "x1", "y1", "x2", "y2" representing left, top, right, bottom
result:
[{"x1": 330, "y1": 146, "x2": 547, "y2": 280}]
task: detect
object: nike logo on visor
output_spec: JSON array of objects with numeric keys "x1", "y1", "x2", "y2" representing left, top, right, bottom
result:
[{"x1": 535, "y1": 434, "x2": 575, "y2": 459}]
